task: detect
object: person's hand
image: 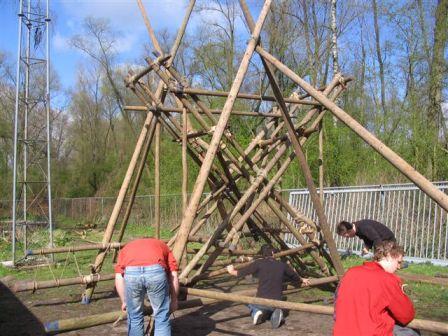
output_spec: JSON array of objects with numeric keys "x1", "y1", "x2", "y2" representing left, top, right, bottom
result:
[
  {"x1": 170, "y1": 298, "x2": 178, "y2": 313},
  {"x1": 301, "y1": 278, "x2": 311, "y2": 286},
  {"x1": 226, "y1": 264, "x2": 235, "y2": 274},
  {"x1": 361, "y1": 247, "x2": 369, "y2": 256},
  {"x1": 121, "y1": 302, "x2": 127, "y2": 312}
]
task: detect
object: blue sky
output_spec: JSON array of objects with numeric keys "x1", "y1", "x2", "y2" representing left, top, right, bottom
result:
[{"x1": 0, "y1": 0, "x2": 261, "y2": 94}]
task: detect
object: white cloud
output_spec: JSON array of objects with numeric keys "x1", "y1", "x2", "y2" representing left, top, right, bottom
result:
[
  {"x1": 58, "y1": 0, "x2": 188, "y2": 32},
  {"x1": 115, "y1": 31, "x2": 139, "y2": 54},
  {"x1": 53, "y1": 32, "x2": 70, "y2": 52},
  {"x1": 56, "y1": 0, "x2": 190, "y2": 59}
]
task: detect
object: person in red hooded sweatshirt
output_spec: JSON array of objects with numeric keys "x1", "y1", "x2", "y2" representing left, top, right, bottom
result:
[{"x1": 333, "y1": 240, "x2": 419, "y2": 336}]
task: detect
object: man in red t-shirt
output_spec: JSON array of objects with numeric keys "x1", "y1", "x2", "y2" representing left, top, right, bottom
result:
[
  {"x1": 114, "y1": 238, "x2": 179, "y2": 336},
  {"x1": 333, "y1": 240, "x2": 418, "y2": 336}
]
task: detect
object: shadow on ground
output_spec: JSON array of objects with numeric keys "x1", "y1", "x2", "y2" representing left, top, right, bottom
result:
[{"x1": 0, "y1": 281, "x2": 46, "y2": 336}]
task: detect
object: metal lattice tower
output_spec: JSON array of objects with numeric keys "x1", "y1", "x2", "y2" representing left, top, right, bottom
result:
[{"x1": 11, "y1": 0, "x2": 53, "y2": 264}]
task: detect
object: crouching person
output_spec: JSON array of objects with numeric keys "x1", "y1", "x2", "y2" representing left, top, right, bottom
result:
[
  {"x1": 115, "y1": 238, "x2": 179, "y2": 336},
  {"x1": 226, "y1": 245, "x2": 310, "y2": 329},
  {"x1": 333, "y1": 240, "x2": 419, "y2": 336}
]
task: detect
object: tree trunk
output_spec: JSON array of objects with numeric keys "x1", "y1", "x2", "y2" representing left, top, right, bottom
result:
[
  {"x1": 372, "y1": 0, "x2": 387, "y2": 130},
  {"x1": 428, "y1": 0, "x2": 448, "y2": 128}
]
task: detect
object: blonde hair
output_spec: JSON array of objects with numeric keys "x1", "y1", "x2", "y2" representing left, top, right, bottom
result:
[{"x1": 373, "y1": 240, "x2": 404, "y2": 261}]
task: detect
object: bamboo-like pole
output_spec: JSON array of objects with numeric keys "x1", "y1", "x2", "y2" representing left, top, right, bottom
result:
[
  {"x1": 179, "y1": 143, "x2": 291, "y2": 279},
  {"x1": 44, "y1": 283, "x2": 304, "y2": 335},
  {"x1": 399, "y1": 272, "x2": 448, "y2": 287},
  {"x1": 124, "y1": 105, "x2": 285, "y2": 118},
  {"x1": 319, "y1": 121, "x2": 324, "y2": 203},
  {"x1": 172, "y1": 0, "x2": 273, "y2": 263},
  {"x1": 256, "y1": 45, "x2": 448, "y2": 213},
  {"x1": 136, "y1": 0, "x2": 163, "y2": 55},
  {"x1": 265, "y1": 198, "x2": 329, "y2": 275},
  {"x1": 25, "y1": 242, "x2": 125, "y2": 256},
  {"x1": 155, "y1": 121, "x2": 161, "y2": 239},
  {"x1": 112, "y1": 115, "x2": 158, "y2": 262},
  {"x1": 168, "y1": 86, "x2": 319, "y2": 105},
  {"x1": 266, "y1": 70, "x2": 344, "y2": 275},
  {"x1": 181, "y1": 107, "x2": 188, "y2": 268},
  {"x1": 84, "y1": 0, "x2": 196, "y2": 303},
  {"x1": 194, "y1": 243, "x2": 315, "y2": 281},
  {"x1": 13, "y1": 273, "x2": 115, "y2": 293},
  {"x1": 44, "y1": 296, "x2": 214, "y2": 335},
  {"x1": 184, "y1": 287, "x2": 448, "y2": 334},
  {"x1": 82, "y1": 112, "x2": 155, "y2": 303},
  {"x1": 239, "y1": 0, "x2": 344, "y2": 276}
]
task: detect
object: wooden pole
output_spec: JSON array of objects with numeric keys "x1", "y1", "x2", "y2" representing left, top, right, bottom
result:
[
  {"x1": 25, "y1": 242, "x2": 125, "y2": 256},
  {"x1": 112, "y1": 115, "x2": 158, "y2": 262},
  {"x1": 13, "y1": 274, "x2": 115, "y2": 292},
  {"x1": 84, "y1": 0, "x2": 196, "y2": 302},
  {"x1": 154, "y1": 121, "x2": 161, "y2": 239},
  {"x1": 136, "y1": 0, "x2": 163, "y2": 55},
  {"x1": 172, "y1": 0, "x2": 273, "y2": 263},
  {"x1": 168, "y1": 86, "x2": 318, "y2": 105},
  {"x1": 255, "y1": 45, "x2": 448, "y2": 213},
  {"x1": 124, "y1": 105, "x2": 285, "y2": 118},
  {"x1": 183, "y1": 288, "x2": 448, "y2": 334},
  {"x1": 82, "y1": 112, "x2": 155, "y2": 303},
  {"x1": 239, "y1": 0, "x2": 344, "y2": 276},
  {"x1": 44, "y1": 283, "x2": 304, "y2": 335},
  {"x1": 319, "y1": 121, "x2": 324, "y2": 203},
  {"x1": 44, "y1": 296, "x2": 214, "y2": 335},
  {"x1": 195, "y1": 244, "x2": 315, "y2": 281},
  {"x1": 181, "y1": 107, "x2": 189, "y2": 269}
]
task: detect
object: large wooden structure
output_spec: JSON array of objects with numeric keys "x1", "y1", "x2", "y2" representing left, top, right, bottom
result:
[
  {"x1": 78, "y1": 0, "x2": 448, "y2": 302},
  {"x1": 15, "y1": 0, "x2": 448, "y2": 332}
]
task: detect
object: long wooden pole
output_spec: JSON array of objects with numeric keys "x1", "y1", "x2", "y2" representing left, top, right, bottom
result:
[
  {"x1": 154, "y1": 121, "x2": 161, "y2": 239},
  {"x1": 25, "y1": 242, "x2": 125, "y2": 256},
  {"x1": 13, "y1": 274, "x2": 115, "y2": 292},
  {"x1": 172, "y1": 0, "x2": 273, "y2": 263},
  {"x1": 83, "y1": 0, "x2": 196, "y2": 303},
  {"x1": 184, "y1": 288, "x2": 448, "y2": 334},
  {"x1": 82, "y1": 112, "x2": 155, "y2": 303},
  {"x1": 168, "y1": 86, "x2": 318, "y2": 105},
  {"x1": 195, "y1": 244, "x2": 315, "y2": 281},
  {"x1": 255, "y1": 45, "x2": 448, "y2": 213},
  {"x1": 113, "y1": 115, "x2": 158, "y2": 260},
  {"x1": 181, "y1": 106, "x2": 188, "y2": 269},
  {"x1": 136, "y1": 0, "x2": 163, "y2": 55},
  {"x1": 239, "y1": 0, "x2": 344, "y2": 276},
  {"x1": 44, "y1": 283, "x2": 303, "y2": 334}
]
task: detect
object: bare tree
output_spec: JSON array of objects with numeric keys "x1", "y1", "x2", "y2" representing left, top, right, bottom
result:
[{"x1": 70, "y1": 17, "x2": 134, "y2": 133}]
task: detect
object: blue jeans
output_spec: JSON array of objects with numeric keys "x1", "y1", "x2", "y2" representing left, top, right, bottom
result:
[
  {"x1": 248, "y1": 304, "x2": 274, "y2": 318},
  {"x1": 393, "y1": 325, "x2": 420, "y2": 336},
  {"x1": 124, "y1": 265, "x2": 171, "y2": 336}
]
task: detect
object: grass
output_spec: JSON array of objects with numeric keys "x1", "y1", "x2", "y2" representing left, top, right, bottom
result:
[{"x1": 1, "y1": 228, "x2": 447, "y2": 322}]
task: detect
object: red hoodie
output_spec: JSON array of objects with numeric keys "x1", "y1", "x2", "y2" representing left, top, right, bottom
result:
[{"x1": 333, "y1": 262, "x2": 415, "y2": 336}]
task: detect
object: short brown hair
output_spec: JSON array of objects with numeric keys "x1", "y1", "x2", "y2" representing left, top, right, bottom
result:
[
  {"x1": 373, "y1": 240, "x2": 404, "y2": 261},
  {"x1": 336, "y1": 221, "x2": 353, "y2": 235}
]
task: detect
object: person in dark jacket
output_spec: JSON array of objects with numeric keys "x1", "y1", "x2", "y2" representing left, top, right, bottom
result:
[
  {"x1": 226, "y1": 245, "x2": 310, "y2": 329},
  {"x1": 337, "y1": 219, "x2": 395, "y2": 254},
  {"x1": 333, "y1": 240, "x2": 418, "y2": 336}
]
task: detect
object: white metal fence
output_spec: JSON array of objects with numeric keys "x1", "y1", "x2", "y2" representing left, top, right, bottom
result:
[
  {"x1": 285, "y1": 182, "x2": 448, "y2": 264},
  {"x1": 2, "y1": 182, "x2": 448, "y2": 263}
]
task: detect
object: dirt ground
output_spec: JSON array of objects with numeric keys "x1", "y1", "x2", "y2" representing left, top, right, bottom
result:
[{"x1": 0, "y1": 279, "x2": 439, "y2": 336}]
